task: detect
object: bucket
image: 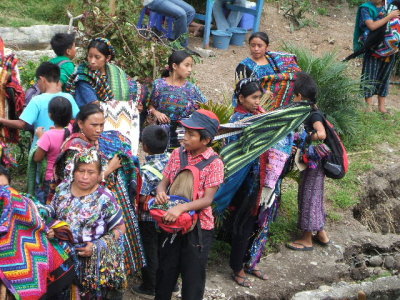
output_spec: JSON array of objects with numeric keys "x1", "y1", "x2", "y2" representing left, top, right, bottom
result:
[
  {"x1": 227, "y1": 27, "x2": 247, "y2": 46},
  {"x1": 211, "y1": 30, "x2": 232, "y2": 50}
]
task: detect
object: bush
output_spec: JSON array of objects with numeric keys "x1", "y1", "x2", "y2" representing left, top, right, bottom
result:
[
  {"x1": 18, "y1": 56, "x2": 50, "y2": 89},
  {"x1": 282, "y1": 43, "x2": 364, "y2": 141}
]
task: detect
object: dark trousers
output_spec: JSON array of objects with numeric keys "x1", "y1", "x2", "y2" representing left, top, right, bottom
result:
[
  {"x1": 229, "y1": 215, "x2": 257, "y2": 273},
  {"x1": 155, "y1": 228, "x2": 214, "y2": 300},
  {"x1": 139, "y1": 221, "x2": 159, "y2": 291}
]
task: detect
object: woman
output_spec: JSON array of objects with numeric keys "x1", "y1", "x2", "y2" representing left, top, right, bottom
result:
[
  {"x1": 144, "y1": 0, "x2": 195, "y2": 46},
  {"x1": 56, "y1": 104, "x2": 145, "y2": 275},
  {"x1": 223, "y1": 79, "x2": 293, "y2": 287},
  {"x1": 354, "y1": 0, "x2": 400, "y2": 113},
  {"x1": 287, "y1": 72, "x2": 330, "y2": 251},
  {"x1": 66, "y1": 37, "x2": 147, "y2": 154},
  {"x1": 147, "y1": 50, "x2": 207, "y2": 150},
  {"x1": 235, "y1": 32, "x2": 301, "y2": 108},
  {"x1": 49, "y1": 149, "x2": 127, "y2": 299}
]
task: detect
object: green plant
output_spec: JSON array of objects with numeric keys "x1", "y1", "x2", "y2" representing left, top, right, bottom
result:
[
  {"x1": 281, "y1": 0, "x2": 312, "y2": 28},
  {"x1": 19, "y1": 56, "x2": 50, "y2": 89},
  {"x1": 281, "y1": 43, "x2": 364, "y2": 139},
  {"x1": 316, "y1": 7, "x2": 328, "y2": 16}
]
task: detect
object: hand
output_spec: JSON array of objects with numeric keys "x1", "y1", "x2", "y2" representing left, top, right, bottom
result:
[
  {"x1": 35, "y1": 127, "x2": 45, "y2": 138},
  {"x1": 155, "y1": 191, "x2": 169, "y2": 204},
  {"x1": 108, "y1": 154, "x2": 122, "y2": 173},
  {"x1": 163, "y1": 204, "x2": 184, "y2": 224},
  {"x1": 291, "y1": 146, "x2": 298, "y2": 155},
  {"x1": 154, "y1": 111, "x2": 170, "y2": 124},
  {"x1": 388, "y1": 10, "x2": 400, "y2": 20},
  {"x1": 46, "y1": 229, "x2": 54, "y2": 239},
  {"x1": 76, "y1": 242, "x2": 94, "y2": 257}
]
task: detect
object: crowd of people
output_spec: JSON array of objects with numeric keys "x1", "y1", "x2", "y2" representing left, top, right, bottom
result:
[{"x1": 0, "y1": 0, "x2": 398, "y2": 299}]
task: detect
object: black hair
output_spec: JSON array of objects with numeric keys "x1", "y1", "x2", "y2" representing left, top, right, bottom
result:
[
  {"x1": 161, "y1": 50, "x2": 192, "y2": 78},
  {"x1": 235, "y1": 79, "x2": 264, "y2": 99},
  {"x1": 50, "y1": 33, "x2": 76, "y2": 56},
  {"x1": 49, "y1": 96, "x2": 73, "y2": 140},
  {"x1": 249, "y1": 32, "x2": 269, "y2": 46},
  {"x1": 141, "y1": 125, "x2": 168, "y2": 154},
  {"x1": 72, "y1": 103, "x2": 104, "y2": 133},
  {"x1": 35, "y1": 62, "x2": 60, "y2": 83},
  {"x1": 0, "y1": 165, "x2": 10, "y2": 184},
  {"x1": 293, "y1": 71, "x2": 318, "y2": 106},
  {"x1": 198, "y1": 129, "x2": 213, "y2": 147},
  {"x1": 88, "y1": 39, "x2": 113, "y2": 59}
]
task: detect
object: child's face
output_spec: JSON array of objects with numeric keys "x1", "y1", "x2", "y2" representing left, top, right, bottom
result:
[
  {"x1": 182, "y1": 128, "x2": 209, "y2": 152},
  {"x1": 173, "y1": 56, "x2": 193, "y2": 80},
  {"x1": 293, "y1": 93, "x2": 302, "y2": 102},
  {"x1": 66, "y1": 42, "x2": 77, "y2": 59},
  {"x1": 36, "y1": 76, "x2": 47, "y2": 93},
  {"x1": 249, "y1": 37, "x2": 268, "y2": 60},
  {"x1": 239, "y1": 90, "x2": 262, "y2": 113},
  {"x1": 0, "y1": 174, "x2": 9, "y2": 186}
]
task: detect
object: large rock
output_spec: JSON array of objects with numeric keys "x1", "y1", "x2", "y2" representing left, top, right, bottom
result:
[{"x1": 0, "y1": 25, "x2": 69, "y2": 49}]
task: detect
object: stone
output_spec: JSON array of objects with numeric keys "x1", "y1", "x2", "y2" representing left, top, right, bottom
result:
[
  {"x1": 193, "y1": 47, "x2": 216, "y2": 58},
  {"x1": 0, "y1": 25, "x2": 69, "y2": 50},
  {"x1": 384, "y1": 256, "x2": 395, "y2": 269},
  {"x1": 393, "y1": 254, "x2": 400, "y2": 269},
  {"x1": 350, "y1": 266, "x2": 370, "y2": 280},
  {"x1": 368, "y1": 255, "x2": 383, "y2": 267}
]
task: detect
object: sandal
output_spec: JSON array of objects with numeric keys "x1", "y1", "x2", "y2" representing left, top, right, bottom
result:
[
  {"x1": 286, "y1": 242, "x2": 314, "y2": 251},
  {"x1": 244, "y1": 268, "x2": 268, "y2": 280},
  {"x1": 312, "y1": 235, "x2": 331, "y2": 247},
  {"x1": 231, "y1": 273, "x2": 251, "y2": 288}
]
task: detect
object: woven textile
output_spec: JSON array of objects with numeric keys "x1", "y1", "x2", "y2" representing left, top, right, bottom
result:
[
  {"x1": 0, "y1": 186, "x2": 74, "y2": 300},
  {"x1": 374, "y1": 18, "x2": 400, "y2": 57}
]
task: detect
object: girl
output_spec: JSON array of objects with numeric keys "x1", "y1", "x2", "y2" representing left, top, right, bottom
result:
[
  {"x1": 287, "y1": 72, "x2": 330, "y2": 251},
  {"x1": 67, "y1": 37, "x2": 148, "y2": 154},
  {"x1": 225, "y1": 79, "x2": 293, "y2": 287},
  {"x1": 147, "y1": 50, "x2": 208, "y2": 150},
  {"x1": 354, "y1": 0, "x2": 400, "y2": 113},
  {"x1": 49, "y1": 149, "x2": 127, "y2": 299},
  {"x1": 33, "y1": 96, "x2": 72, "y2": 204},
  {"x1": 56, "y1": 104, "x2": 146, "y2": 275}
]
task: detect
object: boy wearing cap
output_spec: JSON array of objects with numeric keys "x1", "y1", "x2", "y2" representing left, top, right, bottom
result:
[{"x1": 155, "y1": 109, "x2": 224, "y2": 300}]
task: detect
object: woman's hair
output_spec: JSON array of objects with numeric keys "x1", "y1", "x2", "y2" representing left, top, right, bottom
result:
[
  {"x1": 87, "y1": 38, "x2": 115, "y2": 60},
  {"x1": 248, "y1": 32, "x2": 269, "y2": 46},
  {"x1": 72, "y1": 103, "x2": 104, "y2": 133},
  {"x1": 293, "y1": 72, "x2": 318, "y2": 105},
  {"x1": 0, "y1": 165, "x2": 11, "y2": 184},
  {"x1": 235, "y1": 78, "x2": 263, "y2": 98},
  {"x1": 161, "y1": 50, "x2": 192, "y2": 77}
]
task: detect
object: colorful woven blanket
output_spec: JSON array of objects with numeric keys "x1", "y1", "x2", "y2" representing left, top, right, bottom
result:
[{"x1": 0, "y1": 186, "x2": 74, "y2": 300}]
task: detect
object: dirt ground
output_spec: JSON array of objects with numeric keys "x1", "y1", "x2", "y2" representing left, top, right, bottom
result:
[{"x1": 125, "y1": 2, "x2": 400, "y2": 299}]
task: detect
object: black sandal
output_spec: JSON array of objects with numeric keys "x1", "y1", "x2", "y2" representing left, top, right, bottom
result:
[
  {"x1": 244, "y1": 268, "x2": 268, "y2": 280},
  {"x1": 231, "y1": 273, "x2": 251, "y2": 288}
]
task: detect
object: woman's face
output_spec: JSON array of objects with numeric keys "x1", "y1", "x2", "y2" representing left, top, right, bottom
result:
[
  {"x1": 173, "y1": 56, "x2": 193, "y2": 79},
  {"x1": 87, "y1": 47, "x2": 110, "y2": 72},
  {"x1": 78, "y1": 112, "x2": 105, "y2": 142},
  {"x1": 239, "y1": 90, "x2": 262, "y2": 113},
  {"x1": 73, "y1": 162, "x2": 101, "y2": 192},
  {"x1": 249, "y1": 37, "x2": 268, "y2": 60}
]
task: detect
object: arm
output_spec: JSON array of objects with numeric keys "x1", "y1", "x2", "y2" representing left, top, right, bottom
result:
[
  {"x1": 155, "y1": 176, "x2": 170, "y2": 204},
  {"x1": 365, "y1": 10, "x2": 400, "y2": 31},
  {"x1": 162, "y1": 186, "x2": 219, "y2": 223},
  {"x1": 33, "y1": 147, "x2": 47, "y2": 162},
  {"x1": 148, "y1": 104, "x2": 170, "y2": 124},
  {"x1": 0, "y1": 118, "x2": 27, "y2": 130},
  {"x1": 111, "y1": 223, "x2": 126, "y2": 240},
  {"x1": 310, "y1": 121, "x2": 326, "y2": 141}
]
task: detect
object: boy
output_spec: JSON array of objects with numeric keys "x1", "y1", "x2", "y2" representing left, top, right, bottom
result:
[
  {"x1": 49, "y1": 32, "x2": 76, "y2": 88},
  {"x1": 0, "y1": 62, "x2": 79, "y2": 150},
  {"x1": 155, "y1": 109, "x2": 224, "y2": 300},
  {"x1": 132, "y1": 125, "x2": 170, "y2": 297}
]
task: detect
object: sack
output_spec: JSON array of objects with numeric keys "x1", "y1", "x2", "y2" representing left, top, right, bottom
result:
[
  {"x1": 149, "y1": 146, "x2": 219, "y2": 234},
  {"x1": 311, "y1": 111, "x2": 349, "y2": 179}
]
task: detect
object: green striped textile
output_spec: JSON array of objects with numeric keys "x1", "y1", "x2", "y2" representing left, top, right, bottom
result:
[{"x1": 221, "y1": 104, "x2": 311, "y2": 178}]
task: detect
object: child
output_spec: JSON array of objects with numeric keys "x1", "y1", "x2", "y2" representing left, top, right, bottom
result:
[
  {"x1": 286, "y1": 72, "x2": 330, "y2": 251},
  {"x1": 0, "y1": 62, "x2": 79, "y2": 151},
  {"x1": 154, "y1": 109, "x2": 224, "y2": 300},
  {"x1": 354, "y1": 0, "x2": 400, "y2": 113},
  {"x1": 49, "y1": 32, "x2": 77, "y2": 88},
  {"x1": 132, "y1": 125, "x2": 170, "y2": 297},
  {"x1": 33, "y1": 96, "x2": 73, "y2": 204},
  {"x1": 147, "y1": 50, "x2": 208, "y2": 150}
]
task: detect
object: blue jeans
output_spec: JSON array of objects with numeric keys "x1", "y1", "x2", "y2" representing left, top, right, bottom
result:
[
  {"x1": 213, "y1": 0, "x2": 246, "y2": 30},
  {"x1": 148, "y1": 0, "x2": 195, "y2": 46}
]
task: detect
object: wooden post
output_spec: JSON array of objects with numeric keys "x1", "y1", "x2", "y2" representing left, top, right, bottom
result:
[{"x1": 110, "y1": 0, "x2": 116, "y2": 16}]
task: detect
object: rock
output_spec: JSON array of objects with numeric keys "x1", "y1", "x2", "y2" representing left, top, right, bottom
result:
[
  {"x1": 193, "y1": 47, "x2": 215, "y2": 58},
  {"x1": 368, "y1": 255, "x2": 383, "y2": 267},
  {"x1": 0, "y1": 25, "x2": 69, "y2": 49},
  {"x1": 350, "y1": 266, "x2": 370, "y2": 280},
  {"x1": 393, "y1": 254, "x2": 400, "y2": 270},
  {"x1": 384, "y1": 256, "x2": 395, "y2": 269},
  {"x1": 15, "y1": 50, "x2": 55, "y2": 63}
]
